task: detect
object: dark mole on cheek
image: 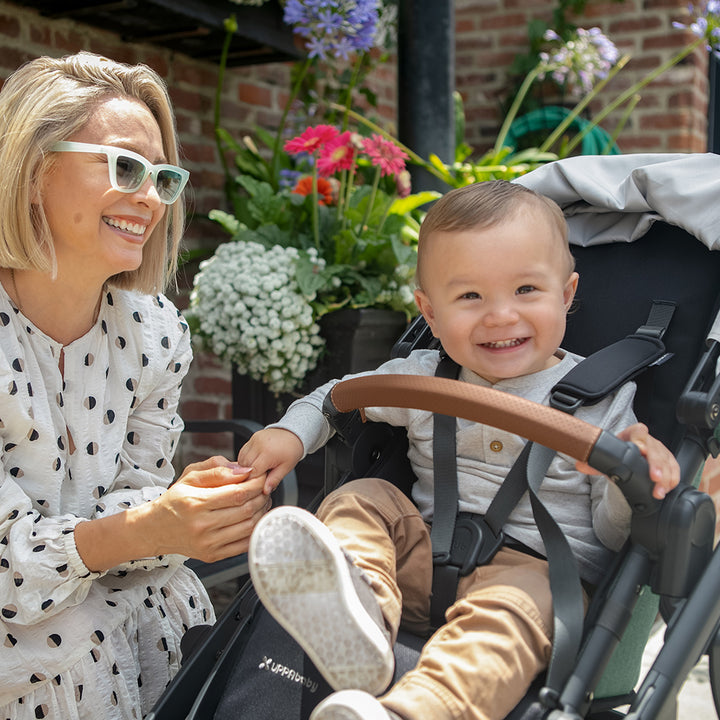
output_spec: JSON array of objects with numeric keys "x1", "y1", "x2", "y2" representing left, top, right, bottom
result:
[{"x1": 73, "y1": 213, "x2": 83, "y2": 225}]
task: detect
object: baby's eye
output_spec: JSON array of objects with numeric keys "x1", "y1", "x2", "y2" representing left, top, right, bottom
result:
[
  {"x1": 516, "y1": 285, "x2": 536, "y2": 295},
  {"x1": 460, "y1": 291, "x2": 481, "y2": 300}
]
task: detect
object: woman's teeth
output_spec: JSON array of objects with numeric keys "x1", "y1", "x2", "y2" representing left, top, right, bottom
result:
[{"x1": 103, "y1": 217, "x2": 146, "y2": 236}]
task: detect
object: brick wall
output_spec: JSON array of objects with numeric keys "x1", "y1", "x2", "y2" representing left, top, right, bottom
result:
[
  {"x1": 454, "y1": 0, "x2": 709, "y2": 154},
  {"x1": 1, "y1": 0, "x2": 718, "y2": 513}
]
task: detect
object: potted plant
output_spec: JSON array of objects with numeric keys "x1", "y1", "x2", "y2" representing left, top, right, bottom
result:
[{"x1": 187, "y1": 1, "x2": 438, "y2": 406}]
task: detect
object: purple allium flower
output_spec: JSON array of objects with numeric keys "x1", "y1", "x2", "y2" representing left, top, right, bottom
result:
[
  {"x1": 674, "y1": 1, "x2": 720, "y2": 53},
  {"x1": 537, "y1": 26, "x2": 619, "y2": 99},
  {"x1": 283, "y1": 0, "x2": 381, "y2": 60}
]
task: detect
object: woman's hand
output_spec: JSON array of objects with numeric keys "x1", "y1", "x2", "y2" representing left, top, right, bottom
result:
[
  {"x1": 147, "y1": 456, "x2": 272, "y2": 562},
  {"x1": 237, "y1": 427, "x2": 305, "y2": 495},
  {"x1": 75, "y1": 456, "x2": 272, "y2": 571}
]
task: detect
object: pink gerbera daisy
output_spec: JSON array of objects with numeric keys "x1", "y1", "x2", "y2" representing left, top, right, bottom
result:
[
  {"x1": 317, "y1": 131, "x2": 355, "y2": 176},
  {"x1": 284, "y1": 125, "x2": 339, "y2": 156},
  {"x1": 361, "y1": 134, "x2": 409, "y2": 177}
]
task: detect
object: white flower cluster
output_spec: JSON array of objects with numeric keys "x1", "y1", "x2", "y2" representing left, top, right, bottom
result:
[
  {"x1": 189, "y1": 241, "x2": 325, "y2": 395},
  {"x1": 375, "y1": 263, "x2": 416, "y2": 312}
]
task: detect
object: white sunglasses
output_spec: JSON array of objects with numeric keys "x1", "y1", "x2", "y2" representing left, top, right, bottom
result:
[{"x1": 51, "y1": 141, "x2": 189, "y2": 205}]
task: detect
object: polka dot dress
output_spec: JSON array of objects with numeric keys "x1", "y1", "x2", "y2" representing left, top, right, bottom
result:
[{"x1": 0, "y1": 285, "x2": 215, "y2": 719}]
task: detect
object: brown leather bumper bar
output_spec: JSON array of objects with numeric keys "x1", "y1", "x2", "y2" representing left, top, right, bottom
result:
[
  {"x1": 327, "y1": 374, "x2": 659, "y2": 516},
  {"x1": 328, "y1": 374, "x2": 601, "y2": 463}
]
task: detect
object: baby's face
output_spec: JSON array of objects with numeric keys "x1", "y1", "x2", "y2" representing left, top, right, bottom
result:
[{"x1": 414, "y1": 208, "x2": 578, "y2": 384}]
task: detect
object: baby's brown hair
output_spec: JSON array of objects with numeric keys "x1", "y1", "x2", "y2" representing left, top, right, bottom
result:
[{"x1": 416, "y1": 180, "x2": 572, "y2": 288}]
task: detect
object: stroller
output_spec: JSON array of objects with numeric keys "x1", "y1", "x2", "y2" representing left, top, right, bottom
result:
[{"x1": 149, "y1": 153, "x2": 720, "y2": 720}]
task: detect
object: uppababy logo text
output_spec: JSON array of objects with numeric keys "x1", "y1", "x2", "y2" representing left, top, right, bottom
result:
[{"x1": 258, "y1": 656, "x2": 320, "y2": 693}]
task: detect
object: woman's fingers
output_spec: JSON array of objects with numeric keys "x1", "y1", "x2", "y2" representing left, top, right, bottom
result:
[
  {"x1": 191, "y1": 495, "x2": 272, "y2": 562},
  {"x1": 178, "y1": 457, "x2": 253, "y2": 488}
]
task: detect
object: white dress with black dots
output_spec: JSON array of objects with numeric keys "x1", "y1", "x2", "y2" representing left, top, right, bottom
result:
[{"x1": 0, "y1": 285, "x2": 215, "y2": 719}]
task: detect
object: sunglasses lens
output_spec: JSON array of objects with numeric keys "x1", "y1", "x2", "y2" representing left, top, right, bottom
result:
[
  {"x1": 114, "y1": 154, "x2": 147, "y2": 191},
  {"x1": 156, "y1": 170, "x2": 184, "y2": 202}
]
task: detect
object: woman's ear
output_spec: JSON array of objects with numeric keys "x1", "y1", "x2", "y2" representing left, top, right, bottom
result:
[{"x1": 414, "y1": 288, "x2": 439, "y2": 338}]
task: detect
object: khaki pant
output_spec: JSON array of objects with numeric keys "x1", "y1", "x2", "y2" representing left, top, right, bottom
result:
[{"x1": 316, "y1": 477, "x2": 560, "y2": 720}]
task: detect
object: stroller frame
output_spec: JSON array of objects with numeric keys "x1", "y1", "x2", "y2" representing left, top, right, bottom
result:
[{"x1": 150, "y1": 155, "x2": 720, "y2": 720}]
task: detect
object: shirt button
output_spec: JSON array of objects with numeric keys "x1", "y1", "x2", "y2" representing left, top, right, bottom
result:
[{"x1": 490, "y1": 440, "x2": 503, "y2": 453}]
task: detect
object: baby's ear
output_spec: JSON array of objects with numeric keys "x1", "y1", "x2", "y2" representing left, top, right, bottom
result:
[
  {"x1": 414, "y1": 289, "x2": 439, "y2": 338},
  {"x1": 563, "y1": 271, "x2": 579, "y2": 310}
]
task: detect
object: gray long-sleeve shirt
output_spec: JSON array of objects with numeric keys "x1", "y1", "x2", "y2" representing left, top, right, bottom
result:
[{"x1": 271, "y1": 349, "x2": 636, "y2": 584}]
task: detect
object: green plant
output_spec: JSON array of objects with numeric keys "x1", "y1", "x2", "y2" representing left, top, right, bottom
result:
[
  {"x1": 189, "y1": 1, "x2": 437, "y2": 395},
  {"x1": 340, "y1": 3, "x2": 720, "y2": 186}
]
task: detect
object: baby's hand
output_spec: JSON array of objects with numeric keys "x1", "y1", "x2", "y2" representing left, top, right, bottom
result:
[
  {"x1": 237, "y1": 427, "x2": 304, "y2": 495},
  {"x1": 577, "y1": 423, "x2": 680, "y2": 500},
  {"x1": 615, "y1": 423, "x2": 679, "y2": 499}
]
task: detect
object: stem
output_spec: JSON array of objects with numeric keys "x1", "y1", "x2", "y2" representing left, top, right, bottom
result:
[
  {"x1": 601, "y1": 94, "x2": 640, "y2": 155},
  {"x1": 493, "y1": 65, "x2": 542, "y2": 155},
  {"x1": 341, "y1": 55, "x2": 365, "y2": 131},
  {"x1": 361, "y1": 166, "x2": 382, "y2": 233},
  {"x1": 342, "y1": 160, "x2": 357, "y2": 232},
  {"x1": 272, "y1": 56, "x2": 314, "y2": 183},
  {"x1": 567, "y1": 37, "x2": 704, "y2": 154},
  {"x1": 374, "y1": 192, "x2": 396, "y2": 236},
  {"x1": 311, "y1": 163, "x2": 320, "y2": 249},
  {"x1": 213, "y1": 17, "x2": 236, "y2": 186},
  {"x1": 337, "y1": 167, "x2": 348, "y2": 222}
]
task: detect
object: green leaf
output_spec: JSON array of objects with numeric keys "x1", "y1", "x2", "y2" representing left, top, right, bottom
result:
[
  {"x1": 390, "y1": 191, "x2": 441, "y2": 215},
  {"x1": 295, "y1": 252, "x2": 334, "y2": 296},
  {"x1": 253, "y1": 125, "x2": 277, "y2": 151},
  {"x1": 390, "y1": 234, "x2": 418, "y2": 266},
  {"x1": 208, "y1": 209, "x2": 243, "y2": 236}
]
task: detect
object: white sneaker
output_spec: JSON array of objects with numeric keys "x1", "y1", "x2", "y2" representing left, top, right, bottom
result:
[
  {"x1": 249, "y1": 506, "x2": 395, "y2": 695},
  {"x1": 310, "y1": 689, "x2": 398, "y2": 720}
]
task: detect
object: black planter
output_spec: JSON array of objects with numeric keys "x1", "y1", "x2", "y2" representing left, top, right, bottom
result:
[
  {"x1": 230, "y1": 307, "x2": 408, "y2": 424},
  {"x1": 230, "y1": 308, "x2": 409, "y2": 505}
]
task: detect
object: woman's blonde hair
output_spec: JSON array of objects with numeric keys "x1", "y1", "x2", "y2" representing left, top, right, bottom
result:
[
  {"x1": 416, "y1": 180, "x2": 572, "y2": 288},
  {"x1": 0, "y1": 51, "x2": 185, "y2": 294}
]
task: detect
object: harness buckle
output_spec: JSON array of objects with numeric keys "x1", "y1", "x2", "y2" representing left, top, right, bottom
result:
[{"x1": 442, "y1": 514, "x2": 505, "y2": 576}]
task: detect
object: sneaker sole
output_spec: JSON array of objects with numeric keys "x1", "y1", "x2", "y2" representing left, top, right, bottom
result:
[
  {"x1": 311, "y1": 689, "x2": 391, "y2": 720},
  {"x1": 249, "y1": 507, "x2": 394, "y2": 695}
]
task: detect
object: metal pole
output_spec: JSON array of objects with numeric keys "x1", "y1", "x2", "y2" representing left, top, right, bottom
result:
[
  {"x1": 397, "y1": 0, "x2": 455, "y2": 193},
  {"x1": 709, "y1": 53, "x2": 720, "y2": 153}
]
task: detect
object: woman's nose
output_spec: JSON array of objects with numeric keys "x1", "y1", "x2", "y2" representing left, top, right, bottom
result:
[{"x1": 134, "y1": 176, "x2": 163, "y2": 209}]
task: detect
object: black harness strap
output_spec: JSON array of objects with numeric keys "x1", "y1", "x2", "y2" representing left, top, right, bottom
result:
[{"x1": 429, "y1": 354, "x2": 462, "y2": 626}]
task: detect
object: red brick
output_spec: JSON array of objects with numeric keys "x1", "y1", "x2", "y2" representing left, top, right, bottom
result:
[
  {"x1": 480, "y1": 13, "x2": 527, "y2": 30},
  {"x1": 640, "y1": 111, "x2": 691, "y2": 130},
  {"x1": 609, "y1": 17, "x2": 663, "y2": 34},
  {"x1": 179, "y1": 400, "x2": 226, "y2": 420},
  {"x1": 29, "y1": 23, "x2": 51, "y2": 46},
  {"x1": 169, "y1": 86, "x2": 206, "y2": 113},
  {"x1": 238, "y1": 82, "x2": 272, "y2": 107},
  {"x1": 181, "y1": 142, "x2": 217, "y2": 164},
  {"x1": 0, "y1": 13, "x2": 20, "y2": 38},
  {"x1": 195, "y1": 376, "x2": 233, "y2": 396},
  {"x1": 0, "y1": 46, "x2": 32, "y2": 74}
]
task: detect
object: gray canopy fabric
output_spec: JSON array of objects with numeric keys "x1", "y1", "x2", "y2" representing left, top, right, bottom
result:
[
  {"x1": 514, "y1": 152, "x2": 720, "y2": 251},
  {"x1": 514, "y1": 152, "x2": 720, "y2": 340}
]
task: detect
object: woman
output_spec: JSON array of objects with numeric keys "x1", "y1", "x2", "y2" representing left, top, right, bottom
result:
[{"x1": 0, "y1": 52, "x2": 269, "y2": 718}]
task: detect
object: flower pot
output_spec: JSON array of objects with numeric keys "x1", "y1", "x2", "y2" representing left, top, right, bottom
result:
[{"x1": 231, "y1": 307, "x2": 409, "y2": 425}]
